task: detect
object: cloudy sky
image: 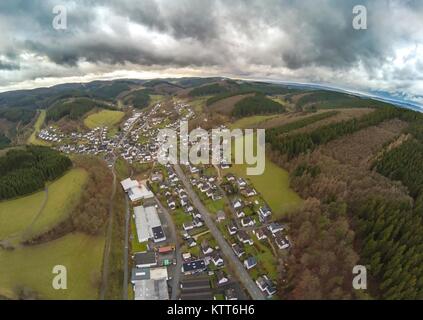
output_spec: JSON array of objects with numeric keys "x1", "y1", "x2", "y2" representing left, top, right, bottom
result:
[{"x1": 0, "y1": 0, "x2": 422, "y2": 104}]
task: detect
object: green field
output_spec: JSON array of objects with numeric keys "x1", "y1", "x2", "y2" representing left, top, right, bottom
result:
[
  {"x1": 0, "y1": 169, "x2": 88, "y2": 243},
  {"x1": 225, "y1": 157, "x2": 302, "y2": 218},
  {"x1": 27, "y1": 110, "x2": 50, "y2": 146},
  {"x1": 230, "y1": 115, "x2": 278, "y2": 129},
  {"x1": 84, "y1": 110, "x2": 125, "y2": 129},
  {"x1": 0, "y1": 233, "x2": 105, "y2": 299},
  {"x1": 226, "y1": 133, "x2": 302, "y2": 217}
]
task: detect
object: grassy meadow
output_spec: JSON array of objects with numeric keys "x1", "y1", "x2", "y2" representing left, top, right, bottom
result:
[
  {"x1": 84, "y1": 110, "x2": 125, "y2": 129},
  {"x1": 0, "y1": 233, "x2": 105, "y2": 299},
  {"x1": 0, "y1": 169, "x2": 88, "y2": 243},
  {"x1": 27, "y1": 110, "x2": 50, "y2": 146}
]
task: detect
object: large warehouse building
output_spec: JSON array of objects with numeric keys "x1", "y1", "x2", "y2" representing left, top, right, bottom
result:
[{"x1": 134, "y1": 205, "x2": 166, "y2": 243}]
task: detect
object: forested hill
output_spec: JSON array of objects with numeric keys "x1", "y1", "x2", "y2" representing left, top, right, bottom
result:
[{"x1": 0, "y1": 146, "x2": 72, "y2": 200}]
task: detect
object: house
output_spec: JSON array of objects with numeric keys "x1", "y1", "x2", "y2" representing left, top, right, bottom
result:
[
  {"x1": 241, "y1": 217, "x2": 255, "y2": 228},
  {"x1": 211, "y1": 252, "x2": 224, "y2": 267},
  {"x1": 183, "y1": 221, "x2": 195, "y2": 231},
  {"x1": 167, "y1": 199, "x2": 176, "y2": 210},
  {"x1": 235, "y1": 209, "x2": 246, "y2": 218},
  {"x1": 237, "y1": 230, "x2": 254, "y2": 245},
  {"x1": 187, "y1": 238, "x2": 197, "y2": 248},
  {"x1": 237, "y1": 178, "x2": 247, "y2": 189},
  {"x1": 268, "y1": 222, "x2": 284, "y2": 235},
  {"x1": 258, "y1": 206, "x2": 272, "y2": 222},
  {"x1": 231, "y1": 243, "x2": 245, "y2": 258},
  {"x1": 150, "y1": 171, "x2": 163, "y2": 182},
  {"x1": 232, "y1": 199, "x2": 243, "y2": 209},
  {"x1": 225, "y1": 288, "x2": 238, "y2": 300},
  {"x1": 244, "y1": 256, "x2": 257, "y2": 270},
  {"x1": 256, "y1": 275, "x2": 277, "y2": 297},
  {"x1": 216, "y1": 210, "x2": 226, "y2": 223},
  {"x1": 241, "y1": 187, "x2": 257, "y2": 197},
  {"x1": 253, "y1": 228, "x2": 267, "y2": 241},
  {"x1": 201, "y1": 240, "x2": 214, "y2": 255},
  {"x1": 225, "y1": 174, "x2": 236, "y2": 182},
  {"x1": 227, "y1": 220, "x2": 238, "y2": 235},
  {"x1": 216, "y1": 271, "x2": 229, "y2": 285},
  {"x1": 134, "y1": 251, "x2": 157, "y2": 268},
  {"x1": 275, "y1": 235, "x2": 290, "y2": 250},
  {"x1": 182, "y1": 259, "x2": 207, "y2": 275},
  {"x1": 193, "y1": 217, "x2": 204, "y2": 228},
  {"x1": 182, "y1": 252, "x2": 192, "y2": 261}
]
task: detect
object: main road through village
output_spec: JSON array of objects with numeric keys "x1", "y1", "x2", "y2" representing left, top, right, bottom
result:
[{"x1": 174, "y1": 164, "x2": 265, "y2": 300}]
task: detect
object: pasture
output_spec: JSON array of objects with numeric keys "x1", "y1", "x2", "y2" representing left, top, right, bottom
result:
[{"x1": 84, "y1": 110, "x2": 125, "y2": 129}]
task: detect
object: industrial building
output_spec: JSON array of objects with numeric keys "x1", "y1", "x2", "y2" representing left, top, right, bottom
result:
[{"x1": 134, "y1": 205, "x2": 166, "y2": 243}]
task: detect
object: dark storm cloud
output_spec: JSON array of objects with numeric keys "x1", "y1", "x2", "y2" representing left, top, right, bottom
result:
[{"x1": 0, "y1": 0, "x2": 422, "y2": 100}]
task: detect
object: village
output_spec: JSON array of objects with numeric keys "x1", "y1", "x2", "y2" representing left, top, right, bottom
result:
[{"x1": 37, "y1": 99, "x2": 291, "y2": 300}]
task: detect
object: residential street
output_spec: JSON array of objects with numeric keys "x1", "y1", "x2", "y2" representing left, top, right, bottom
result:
[{"x1": 174, "y1": 164, "x2": 265, "y2": 300}]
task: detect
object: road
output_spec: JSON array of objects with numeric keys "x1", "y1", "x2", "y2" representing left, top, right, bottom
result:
[
  {"x1": 174, "y1": 164, "x2": 265, "y2": 300},
  {"x1": 154, "y1": 196, "x2": 183, "y2": 300}
]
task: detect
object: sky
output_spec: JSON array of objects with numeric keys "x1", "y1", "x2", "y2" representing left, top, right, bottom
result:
[{"x1": 0, "y1": 0, "x2": 422, "y2": 105}]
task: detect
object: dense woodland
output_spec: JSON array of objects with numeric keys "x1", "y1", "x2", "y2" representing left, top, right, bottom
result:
[
  {"x1": 0, "y1": 146, "x2": 72, "y2": 200},
  {"x1": 46, "y1": 98, "x2": 112, "y2": 121},
  {"x1": 232, "y1": 94, "x2": 285, "y2": 118},
  {"x1": 268, "y1": 105, "x2": 423, "y2": 299},
  {"x1": 0, "y1": 107, "x2": 36, "y2": 125},
  {"x1": 189, "y1": 83, "x2": 229, "y2": 96},
  {"x1": 128, "y1": 90, "x2": 151, "y2": 109}
]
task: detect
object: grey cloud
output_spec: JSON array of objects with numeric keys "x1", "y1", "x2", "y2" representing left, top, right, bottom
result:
[{"x1": 0, "y1": 0, "x2": 422, "y2": 103}]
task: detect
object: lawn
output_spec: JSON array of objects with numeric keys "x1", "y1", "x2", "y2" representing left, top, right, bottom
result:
[
  {"x1": 225, "y1": 160, "x2": 302, "y2": 218},
  {"x1": 0, "y1": 169, "x2": 88, "y2": 242},
  {"x1": 0, "y1": 233, "x2": 105, "y2": 299},
  {"x1": 27, "y1": 110, "x2": 50, "y2": 146},
  {"x1": 84, "y1": 110, "x2": 125, "y2": 129}
]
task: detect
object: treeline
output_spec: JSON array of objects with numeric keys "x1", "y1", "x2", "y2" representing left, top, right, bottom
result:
[
  {"x1": 189, "y1": 83, "x2": 229, "y2": 97},
  {"x1": 268, "y1": 111, "x2": 339, "y2": 136},
  {"x1": 267, "y1": 107, "x2": 412, "y2": 159},
  {"x1": 0, "y1": 146, "x2": 72, "y2": 200},
  {"x1": 0, "y1": 133, "x2": 11, "y2": 149},
  {"x1": 46, "y1": 98, "x2": 112, "y2": 121},
  {"x1": 373, "y1": 139, "x2": 423, "y2": 200},
  {"x1": 232, "y1": 94, "x2": 285, "y2": 118},
  {"x1": 353, "y1": 197, "x2": 423, "y2": 299},
  {"x1": 0, "y1": 108, "x2": 36, "y2": 125}
]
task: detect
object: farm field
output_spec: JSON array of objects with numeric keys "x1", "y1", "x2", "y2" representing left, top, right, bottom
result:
[
  {"x1": 27, "y1": 110, "x2": 50, "y2": 146},
  {"x1": 0, "y1": 169, "x2": 88, "y2": 243},
  {"x1": 0, "y1": 233, "x2": 105, "y2": 299},
  {"x1": 84, "y1": 110, "x2": 125, "y2": 129}
]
